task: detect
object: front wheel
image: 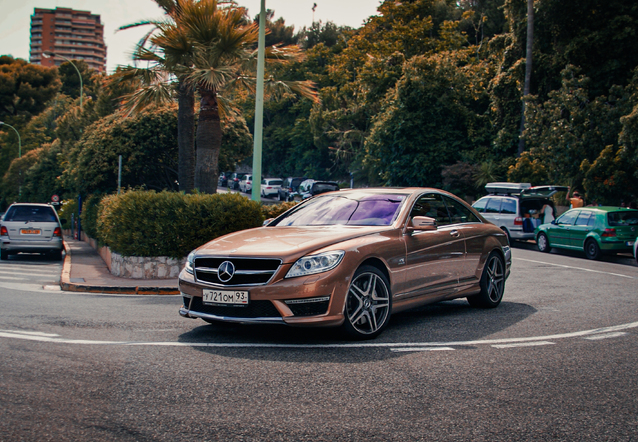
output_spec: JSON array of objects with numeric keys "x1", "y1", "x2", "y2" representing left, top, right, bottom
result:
[
  {"x1": 537, "y1": 232, "x2": 551, "y2": 253},
  {"x1": 585, "y1": 239, "x2": 601, "y2": 260},
  {"x1": 467, "y1": 252, "x2": 505, "y2": 308},
  {"x1": 342, "y1": 265, "x2": 392, "y2": 339}
]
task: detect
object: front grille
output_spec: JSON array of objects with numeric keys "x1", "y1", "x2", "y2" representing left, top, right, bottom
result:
[
  {"x1": 189, "y1": 296, "x2": 281, "y2": 318},
  {"x1": 194, "y1": 257, "x2": 281, "y2": 286}
]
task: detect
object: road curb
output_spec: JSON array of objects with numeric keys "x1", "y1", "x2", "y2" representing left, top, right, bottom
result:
[{"x1": 59, "y1": 241, "x2": 180, "y2": 295}]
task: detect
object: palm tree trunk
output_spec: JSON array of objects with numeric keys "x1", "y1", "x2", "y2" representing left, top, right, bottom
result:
[
  {"x1": 518, "y1": 0, "x2": 534, "y2": 156},
  {"x1": 177, "y1": 80, "x2": 195, "y2": 193},
  {"x1": 194, "y1": 88, "x2": 221, "y2": 193}
]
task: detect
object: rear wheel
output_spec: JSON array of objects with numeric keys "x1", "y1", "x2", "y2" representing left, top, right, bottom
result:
[
  {"x1": 537, "y1": 232, "x2": 551, "y2": 253},
  {"x1": 467, "y1": 252, "x2": 505, "y2": 308},
  {"x1": 342, "y1": 265, "x2": 392, "y2": 339},
  {"x1": 585, "y1": 238, "x2": 601, "y2": 260}
]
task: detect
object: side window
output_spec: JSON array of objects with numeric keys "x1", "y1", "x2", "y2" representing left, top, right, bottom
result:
[
  {"x1": 443, "y1": 196, "x2": 480, "y2": 224},
  {"x1": 410, "y1": 193, "x2": 451, "y2": 226},
  {"x1": 587, "y1": 213, "x2": 596, "y2": 227},
  {"x1": 472, "y1": 199, "x2": 487, "y2": 213},
  {"x1": 556, "y1": 211, "x2": 578, "y2": 226},
  {"x1": 575, "y1": 211, "x2": 592, "y2": 226},
  {"x1": 485, "y1": 198, "x2": 502, "y2": 214},
  {"x1": 501, "y1": 199, "x2": 517, "y2": 215}
]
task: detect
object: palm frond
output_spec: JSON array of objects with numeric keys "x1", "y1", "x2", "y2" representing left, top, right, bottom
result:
[
  {"x1": 120, "y1": 82, "x2": 175, "y2": 115},
  {"x1": 263, "y1": 78, "x2": 320, "y2": 104}
]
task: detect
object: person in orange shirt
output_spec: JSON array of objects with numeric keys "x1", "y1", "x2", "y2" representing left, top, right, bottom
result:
[{"x1": 567, "y1": 188, "x2": 584, "y2": 208}]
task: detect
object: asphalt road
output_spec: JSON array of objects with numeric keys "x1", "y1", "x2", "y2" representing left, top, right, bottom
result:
[{"x1": 1, "y1": 245, "x2": 637, "y2": 441}]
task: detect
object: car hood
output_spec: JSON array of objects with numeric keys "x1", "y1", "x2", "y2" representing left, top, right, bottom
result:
[{"x1": 195, "y1": 225, "x2": 393, "y2": 263}]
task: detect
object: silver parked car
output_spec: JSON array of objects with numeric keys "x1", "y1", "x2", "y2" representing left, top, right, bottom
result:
[{"x1": 0, "y1": 203, "x2": 65, "y2": 260}]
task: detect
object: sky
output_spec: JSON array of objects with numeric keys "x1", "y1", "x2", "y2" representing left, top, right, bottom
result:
[{"x1": 0, "y1": 0, "x2": 383, "y2": 73}]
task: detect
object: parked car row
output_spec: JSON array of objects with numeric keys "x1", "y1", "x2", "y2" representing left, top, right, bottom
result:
[
  {"x1": 472, "y1": 182, "x2": 638, "y2": 261},
  {"x1": 219, "y1": 173, "x2": 342, "y2": 201}
]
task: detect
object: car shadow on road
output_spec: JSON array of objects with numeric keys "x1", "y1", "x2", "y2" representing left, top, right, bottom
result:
[{"x1": 177, "y1": 300, "x2": 536, "y2": 363}]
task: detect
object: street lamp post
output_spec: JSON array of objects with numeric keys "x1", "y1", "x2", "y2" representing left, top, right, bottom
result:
[
  {"x1": 0, "y1": 121, "x2": 21, "y2": 158},
  {"x1": 43, "y1": 51, "x2": 83, "y2": 109}
]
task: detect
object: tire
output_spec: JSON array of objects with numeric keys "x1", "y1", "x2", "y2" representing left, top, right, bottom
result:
[
  {"x1": 0, "y1": 249, "x2": 7, "y2": 260},
  {"x1": 585, "y1": 238, "x2": 601, "y2": 260},
  {"x1": 342, "y1": 265, "x2": 392, "y2": 339},
  {"x1": 467, "y1": 252, "x2": 505, "y2": 308},
  {"x1": 537, "y1": 232, "x2": 551, "y2": 253},
  {"x1": 278, "y1": 193, "x2": 283, "y2": 201}
]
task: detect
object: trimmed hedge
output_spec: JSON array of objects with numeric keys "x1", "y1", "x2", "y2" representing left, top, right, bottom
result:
[{"x1": 97, "y1": 190, "x2": 264, "y2": 258}]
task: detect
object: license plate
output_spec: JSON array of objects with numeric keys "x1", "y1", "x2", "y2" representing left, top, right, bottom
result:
[
  {"x1": 20, "y1": 229, "x2": 41, "y2": 235},
  {"x1": 202, "y1": 289, "x2": 249, "y2": 305},
  {"x1": 627, "y1": 241, "x2": 635, "y2": 247}
]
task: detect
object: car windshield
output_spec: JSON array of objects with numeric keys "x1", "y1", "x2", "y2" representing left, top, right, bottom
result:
[
  {"x1": 607, "y1": 210, "x2": 638, "y2": 226},
  {"x1": 272, "y1": 194, "x2": 407, "y2": 227},
  {"x1": 4, "y1": 206, "x2": 57, "y2": 222}
]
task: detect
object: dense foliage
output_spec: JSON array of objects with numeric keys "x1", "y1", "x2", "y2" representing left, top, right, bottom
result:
[
  {"x1": 2, "y1": 0, "x2": 638, "y2": 216},
  {"x1": 97, "y1": 190, "x2": 263, "y2": 258}
]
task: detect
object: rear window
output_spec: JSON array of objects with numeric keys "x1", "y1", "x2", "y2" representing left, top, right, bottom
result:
[
  {"x1": 4, "y1": 205, "x2": 57, "y2": 222},
  {"x1": 607, "y1": 211, "x2": 638, "y2": 226}
]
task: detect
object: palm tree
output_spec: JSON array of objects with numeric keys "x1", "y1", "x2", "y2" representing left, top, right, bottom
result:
[
  {"x1": 115, "y1": 0, "x2": 318, "y2": 193},
  {"x1": 115, "y1": 0, "x2": 196, "y2": 193}
]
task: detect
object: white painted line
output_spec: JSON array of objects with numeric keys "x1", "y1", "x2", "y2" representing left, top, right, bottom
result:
[
  {"x1": 515, "y1": 258, "x2": 636, "y2": 279},
  {"x1": 0, "y1": 269, "x2": 58, "y2": 275},
  {"x1": 43, "y1": 285, "x2": 61, "y2": 291},
  {"x1": 391, "y1": 347, "x2": 455, "y2": 352},
  {"x1": 0, "y1": 276, "x2": 33, "y2": 281},
  {"x1": 584, "y1": 332, "x2": 628, "y2": 341},
  {"x1": 492, "y1": 341, "x2": 555, "y2": 349},
  {"x1": 2, "y1": 321, "x2": 638, "y2": 349}
]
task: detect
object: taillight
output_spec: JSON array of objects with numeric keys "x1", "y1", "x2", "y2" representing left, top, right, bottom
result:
[
  {"x1": 514, "y1": 217, "x2": 523, "y2": 226},
  {"x1": 53, "y1": 227, "x2": 62, "y2": 237},
  {"x1": 602, "y1": 228, "x2": 616, "y2": 237},
  {"x1": 0, "y1": 226, "x2": 7, "y2": 236}
]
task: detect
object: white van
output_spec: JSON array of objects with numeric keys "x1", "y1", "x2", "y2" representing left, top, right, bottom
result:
[{"x1": 472, "y1": 183, "x2": 567, "y2": 241}]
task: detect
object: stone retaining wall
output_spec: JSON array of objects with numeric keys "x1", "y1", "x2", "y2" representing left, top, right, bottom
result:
[{"x1": 110, "y1": 252, "x2": 187, "y2": 279}]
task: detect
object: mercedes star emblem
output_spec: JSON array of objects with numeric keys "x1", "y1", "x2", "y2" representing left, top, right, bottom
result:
[{"x1": 217, "y1": 261, "x2": 235, "y2": 283}]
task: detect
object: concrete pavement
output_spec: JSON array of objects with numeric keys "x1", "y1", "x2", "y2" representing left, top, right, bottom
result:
[{"x1": 60, "y1": 239, "x2": 179, "y2": 295}]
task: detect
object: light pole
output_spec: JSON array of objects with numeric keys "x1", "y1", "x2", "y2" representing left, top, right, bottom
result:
[
  {"x1": 250, "y1": 0, "x2": 266, "y2": 203},
  {"x1": 0, "y1": 121, "x2": 21, "y2": 158},
  {"x1": 43, "y1": 51, "x2": 83, "y2": 109}
]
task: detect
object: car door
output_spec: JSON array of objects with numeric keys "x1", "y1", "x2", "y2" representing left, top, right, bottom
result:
[
  {"x1": 442, "y1": 195, "x2": 485, "y2": 288},
  {"x1": 400, "y1": 193, "x2": 465, "y2": 300},
  {"x1": 569, "y1": 210, "x2": 594, "y2": 248},
  {"x1": 482, "y1": 197, "x2": 502, "y2": 225},
  {"x1": 548, "y1": 210, "x2": 578, "y2": 248}
]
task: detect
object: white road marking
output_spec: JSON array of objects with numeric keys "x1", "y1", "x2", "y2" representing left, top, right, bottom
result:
[
  {"x1": 584, "y1": 332, "x2": 628, "y2": 340},
  {"x1": 515, "y1": 258, "x2": 636, "y2": 279},
  {"x1": 492, "y1": 341, "x2": 555, "y2": 349},
  {"x1": 391, "y1": 347, "x2": 455, "y2": 352},
  {"x1": 0, "y1": 321, "x2": 636, "y2": 349}
]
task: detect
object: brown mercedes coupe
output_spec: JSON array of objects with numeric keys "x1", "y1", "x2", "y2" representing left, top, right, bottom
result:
[{"x1": 179, "y1": 188, "x2": 511, "y2": 339}]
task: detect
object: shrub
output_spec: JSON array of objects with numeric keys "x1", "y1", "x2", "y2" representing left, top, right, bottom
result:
[
  {"x1": 261, "y1": 201, "x2": 298, "y2": 220},
  {"x1": 80, "y1": 193, "x2": 104, "y2": 240},
  {"x1": 57, "y1": 198, "x2": 78, "y2": 227},
  {"x1": 97, "y1": 190, "x2": 264, "y2": 258}
]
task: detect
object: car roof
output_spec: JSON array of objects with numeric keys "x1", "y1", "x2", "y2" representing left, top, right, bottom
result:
[{"x1": 569, "y1": 206, "x2": 638, "y2": 213}]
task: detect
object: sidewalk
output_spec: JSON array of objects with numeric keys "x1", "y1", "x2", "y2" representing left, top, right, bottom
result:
[{"x1": 60, "y1": 239, "x2": 180, "y2": 295}]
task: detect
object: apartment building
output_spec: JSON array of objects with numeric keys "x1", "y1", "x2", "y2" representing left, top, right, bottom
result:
[{"x1": 29, "y1": 7, "x2": 107, "y2": 73}]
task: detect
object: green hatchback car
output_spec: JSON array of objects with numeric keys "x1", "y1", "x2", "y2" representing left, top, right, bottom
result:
[{"x1": 535, "y1": 207, "x2": 638, "y2": 260}]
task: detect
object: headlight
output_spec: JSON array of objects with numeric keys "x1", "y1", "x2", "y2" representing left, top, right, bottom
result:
[
  {"x1": 185, "y1": 251, "x2": 195, "y2": 274},
  {"x1": 286, "y1": 251, "x2": 345, "y2": 278}
]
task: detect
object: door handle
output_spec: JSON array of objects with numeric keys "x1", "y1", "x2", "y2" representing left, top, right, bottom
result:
[{"x1": 450, "y1": 230, "x2": 460, "y2": 237}]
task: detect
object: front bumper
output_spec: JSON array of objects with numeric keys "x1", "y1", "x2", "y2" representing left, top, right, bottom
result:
[{"x1": 178, "y1": 265, "x2": 348, "y2": 328}]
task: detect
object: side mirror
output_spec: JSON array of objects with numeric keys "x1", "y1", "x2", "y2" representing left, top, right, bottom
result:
[
  {"x1": 551, "y1": 220, "x2": 556, "y2": 225},
  {"x1": 262, "y1": 218, "x2": 273, "y2": 226},
  {"x1": 407, "y1": 216, "x2": 437, "y2": 232}
]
